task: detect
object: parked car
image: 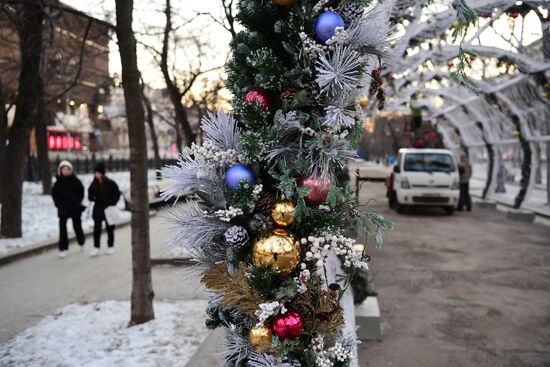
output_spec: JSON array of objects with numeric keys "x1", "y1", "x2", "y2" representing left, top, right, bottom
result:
[{"x1": 387, "y1": 148, "x2": 460, "y2": 214}]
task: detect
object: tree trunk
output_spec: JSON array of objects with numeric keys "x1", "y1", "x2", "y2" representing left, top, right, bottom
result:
[
  {"x1": 36, "y1": 103, "x2": 52, "y2": 195},
  {"x1": 142, "y1": 92, "x2": 162, "y2": 180},
  {"x1": 1, "y1": 2, "x2": 44, "y2": 238},
  {"x1": 160, "y1": 0, "x2": 196, "y2": 149},
  {"x1": 174, "y1": 122, "x2": 183, "y2": 154},
  {"x1": 115, "y1": 0, "x2": 155, "y2": 325},
  {"x1": 0, "y1": 84, "x2": 8, "y2": 204}
]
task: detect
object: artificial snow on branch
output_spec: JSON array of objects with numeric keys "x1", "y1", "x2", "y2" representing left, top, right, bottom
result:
[{"x1": 316, "y1": 45, "x2": 365, "y2": 97}]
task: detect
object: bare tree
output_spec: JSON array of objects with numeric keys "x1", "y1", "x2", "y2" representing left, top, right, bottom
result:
[
  {"x1": 195, "y1": 0, "x2": 237, "y2": 38},
  {"x1": 0, "y1": 1, "x2": 45, "y2": 238},
  {"x1": 0, "y1": 84, "x2": 12, "y2": 204},
  {"x1": 115, "y1": 0, "x2": 155, "y2": 325},
  {"x1": 141, "y1": 85, "x2": 162, "y2": 180},
  {"x1": 138, "y1": 0, "x2": 222, "y2": 151}
]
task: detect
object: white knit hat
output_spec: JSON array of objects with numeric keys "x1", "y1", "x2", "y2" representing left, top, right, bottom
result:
[{"x1": 58, "y1": 160, "x2": 73, "y2": 175}]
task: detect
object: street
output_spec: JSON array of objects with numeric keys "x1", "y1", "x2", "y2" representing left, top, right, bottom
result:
[{"x1": 357, "y1": 182, "x2": 550, "y2": 367}]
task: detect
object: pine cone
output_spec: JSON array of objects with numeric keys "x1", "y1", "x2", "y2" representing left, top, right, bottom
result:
[
  {"x1": 255, "y1": 192, "x2": 276, "y2": 217},
  {"x1": 340, "y1": 1, "x2": 364, "y2": 25},
  {"x1": 224, "y1": 226, "x2": 249, "y2": 248},
  {"x1": 281, "y1": 89, "x2": 297, "y2": 105}
]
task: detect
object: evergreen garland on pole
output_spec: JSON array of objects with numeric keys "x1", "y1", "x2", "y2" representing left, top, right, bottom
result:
[{"x1": 162, "y1": 0, "x2": 395, "y2": 365}]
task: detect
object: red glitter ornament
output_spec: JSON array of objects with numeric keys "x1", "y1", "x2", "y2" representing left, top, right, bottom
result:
[
  {"x1": 298, "y1": 175, "x2": 330, "y2": 205},
  {"x1": 273, "y1": 311, "x2": 303, "y2": 339},
  {"x1": 245, "y1": 89, "x2": 271, "y2": 110}
]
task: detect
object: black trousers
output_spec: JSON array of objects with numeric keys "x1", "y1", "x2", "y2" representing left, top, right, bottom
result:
[
  {"x1": 93, "y1": 219, "x2": 115, "y2": 248},
  {"x1": 458, "y1": 183, "x2": 472, "y2": 210},
  {"x1": 59, "y1": 215, "x2": 85, "y2": 251}
]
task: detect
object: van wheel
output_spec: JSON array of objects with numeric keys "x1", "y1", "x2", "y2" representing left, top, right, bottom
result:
[
  {"x1": 395, "y1": 202, "x2": 405, "y2": 214},
  {"x1": 444, "y1": 206, "x2": 455, "y2": 215}
]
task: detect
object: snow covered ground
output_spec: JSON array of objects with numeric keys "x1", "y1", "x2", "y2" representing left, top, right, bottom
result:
[
  {"x1": 0, "y1": 171, "x2": 159, "y2": 255},
  {"x1": 0, "y1": 300, "x2": 209, "y2": 367}
]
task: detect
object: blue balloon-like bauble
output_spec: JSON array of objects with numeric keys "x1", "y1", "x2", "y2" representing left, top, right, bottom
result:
[
  {"x1": 226, "y1": 164, "x2": 255, "y2": 191},
  {"x1": 314, "y1": 11, "x2": 345, "y2": 42}
]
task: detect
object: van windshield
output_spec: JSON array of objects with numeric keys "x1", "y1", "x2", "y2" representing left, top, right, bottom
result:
[{"x1": 404, "y1": 153, "x2": 455, "y2": 173}]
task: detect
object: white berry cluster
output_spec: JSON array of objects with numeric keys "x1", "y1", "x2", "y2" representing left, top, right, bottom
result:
[
  {"x1": 211, "y1": 206, "x2": 244, "y2": 222},
  {"x1": 255, "y1": 301, "x2": 287, "y2": 327},
  {"x1": 325, "y1": 27, "x2": 348, "y2": 46},
  {"x1": 299, "y1": 32, "x2": 327, "y2": 59},
  {"x1": 191, "y1": 140, "x2": 245, "y2": 167},
  {"x1": 252, "y1": 184, "x2": 263, "y2": 200},
  {"x1": 313, "y1": 0, "x2": 330, "y2": 13},
  {"x1": 310, "y1": 335, "x2": 353, "y2": 367},
  {"x1": 302, "y1": 234, "x2": 368, "y2": 270},
  {"x1": 294, "y1": 263, "x2": 311, "y2": 294},
  {"x1": 300, "y1": 126, "x2": 317, "y2": 137}
]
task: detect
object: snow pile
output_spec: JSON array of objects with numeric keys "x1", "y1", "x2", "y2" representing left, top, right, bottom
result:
[
  {"x1": 0, "y1": 300, "x2": 209, "y2": 367},
  {"x1": 0, "y1": 171, "x2": 158, "y2": 255}
]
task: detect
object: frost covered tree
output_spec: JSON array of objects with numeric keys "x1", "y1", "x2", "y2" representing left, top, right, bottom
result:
[{"x1": 161, "y1": 0, "x2": 398, "y2": 365}]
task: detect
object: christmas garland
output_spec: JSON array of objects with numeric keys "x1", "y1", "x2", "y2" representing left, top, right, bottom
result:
[{"x1": 162, "y1": 0, "x2": 394, "y2": 365}]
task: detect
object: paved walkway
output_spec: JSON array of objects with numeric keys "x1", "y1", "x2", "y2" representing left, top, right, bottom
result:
[
  {"x1": 0, "y1": 210, "x2": 205, "y2": 344},
  {"x1": 356, "y1": 182, "x2": 550, "y2": 367}
]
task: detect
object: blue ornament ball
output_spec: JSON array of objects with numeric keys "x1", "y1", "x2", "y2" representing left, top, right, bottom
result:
[
  {"x1": 226, "y1": 164, "x2": 255, "y2": 191},
  {"x1": 314, "y1": 11, "x2": 345, "y2": 42}
]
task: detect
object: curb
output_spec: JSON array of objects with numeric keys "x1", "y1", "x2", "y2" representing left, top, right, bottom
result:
[
  {"x1": 0, "y1": 210, "x2": 157, "y2": 266},
  {"x1": 472, "y1": 193, "x2": 550, "y2": 220}
]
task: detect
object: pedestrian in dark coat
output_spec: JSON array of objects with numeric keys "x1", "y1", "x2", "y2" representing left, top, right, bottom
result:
[
  {"x1": 52, "y1": 160, "x2": 85, "y2": 258},
  {"x1": 457, "y1": 155, "x2": 472, "y2": 211},
  {"x1": 88, "y1": 162, "x2": 121, "y2": 256}
]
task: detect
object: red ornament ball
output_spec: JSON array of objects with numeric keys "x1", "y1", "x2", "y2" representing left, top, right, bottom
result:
[
  {"x1": 272, "y1": 0, "x2": 298, "y2": 6},
  {"x1": 298, "y1": 175, "x2": 330, "y2": 205},
  {"x1": 273, "y1": 311, "x2": 303, "y2": 339},
  {"x1": 245, "y1": 89, "x2": 271, "y2": 111},
  {"x1": 426, "y1": 131, "x2": 438, "y2": 142}
]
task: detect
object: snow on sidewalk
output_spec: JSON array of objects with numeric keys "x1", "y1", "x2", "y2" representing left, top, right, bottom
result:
[
  {"x1": 0, "y1": 171, "x2": 158, "y2": 255},
  {"x1": 0, "y1": 300, "x2": 209, "y2": 367}
]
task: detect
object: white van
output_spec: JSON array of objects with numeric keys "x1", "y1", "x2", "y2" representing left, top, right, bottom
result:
[{"x1": 389, "y1": 148, "x2": 460, "y2": 214}]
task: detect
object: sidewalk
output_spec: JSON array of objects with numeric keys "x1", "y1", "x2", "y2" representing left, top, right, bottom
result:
[
  {"x1": 0, "y1": 170, "x2": 168, "y2": 260},
  {"x1": 0, "y1": 209, "x2": 205, "y2": 344},
  {"x1": 470, "y1": 177, "x2": 550, "y2": 219}
]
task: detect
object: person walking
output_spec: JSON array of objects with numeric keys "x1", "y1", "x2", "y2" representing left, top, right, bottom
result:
[
  {"x1": 88, "y1": 163, "x2": 121, "y2": 257},
  {"x1": 52, "y1": 160, "x2": 85, "y2": 258},
  {"x1": 457, "y1": 155, "x2": 472, "y2": 211}
]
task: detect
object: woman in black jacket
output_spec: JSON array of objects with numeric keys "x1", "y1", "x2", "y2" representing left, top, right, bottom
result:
[
  {"x1": 52, "y1": 160, "x2": 85, "y2": 258},
  {"x1": 88, "y1": 162, "x2": 121, "y2": 257}
]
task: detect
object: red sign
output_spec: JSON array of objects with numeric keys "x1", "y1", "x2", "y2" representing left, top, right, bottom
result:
[{"x1": 47, "y1": 131, "x2": 82, "y2": 151}]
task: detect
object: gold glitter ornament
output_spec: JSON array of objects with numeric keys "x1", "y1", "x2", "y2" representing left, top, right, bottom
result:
[
  {"x1": 252, "y1": 229, "x2": 301, "y2": 277},
  {"x1": 359, "y1": 95, "x2": 369, "y2": 108},
  {"x1": 271, "y1": 196, "x2": 296, "y2": 227},
  {"x1": 249, "y1": 324, "x2": 274, "y2": 352}
]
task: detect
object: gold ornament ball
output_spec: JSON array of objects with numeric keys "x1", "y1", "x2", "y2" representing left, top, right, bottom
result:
[
  {"x1": 249, "y1": 325, "x2": 274, "y2": 352},
  {"x1": 272, "y1": 0, "x2": 298, "y2": 6},
  {"x1": 252, "y1": 229, "x2": 301, "y2": 277},
  {"x1": 271, "y1": 197, "x2": 296, "y2": 227},
  {"x1": 359, "y1": 95, "x2": 369, "y2": 108}
]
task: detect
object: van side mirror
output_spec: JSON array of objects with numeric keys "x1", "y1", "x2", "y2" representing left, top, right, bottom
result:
[{"x1": 393, "y1": 165, "x2": 400, "y2": 173}]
